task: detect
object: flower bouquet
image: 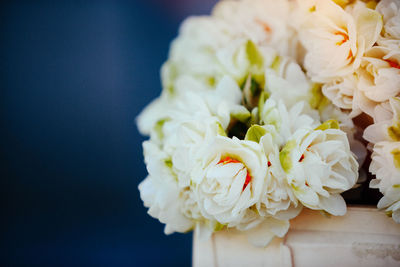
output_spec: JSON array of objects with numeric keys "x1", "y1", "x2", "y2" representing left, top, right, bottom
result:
[{"x1": 137, "y1": 0, "x2": 400, "y2": 257}]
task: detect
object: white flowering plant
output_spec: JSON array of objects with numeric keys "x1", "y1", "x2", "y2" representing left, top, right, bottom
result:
[{"x1": 137, "y1": 0, "x2": 400, "y2": 246}]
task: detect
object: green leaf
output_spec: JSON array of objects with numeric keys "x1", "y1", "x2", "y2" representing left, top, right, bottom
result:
[
  {"x1": 246, "y1": 40, "x2": 263, "y2": 69},
  {"x1": 391, "y1": 148, "x2": 400, "y2": 169},
  {"x1": 365, "y1": 1, "x2": 378, "y2": 9},
  {"x1": 231, "y1": 106, "x2": 251, "y2": 123},
  {"x1": 258, "y1": 91, "x2": 268, "y2": 118},
  {"x1": 315, "y1": 119, "x2": 340, "y2": 131},
  {"x1": 270, "y1": 55, "x2": 281, "y2": 73},
  {"x1": 214, "y1": 222, "x2": 226, "y2": 231},
  {"x1": 154, "y1": 118, "x2": 169, "y2": 140},
  {"x1": 332, "y1": 0, "x2": 354, "y2": 8},
  {"x1": 245, "y1": 125, "x2": 267, "y2": 143},
  {"x1": 217, "y1": 122, "x2": 227, "y2": 137},
  {"x1": 388, "y1": 122, "x2": 400, "y2": 141},
  {"x1": 250, "y1": 78, "x2": 261, "y2": 96},
  {"x1": 250, "y1": 107, "x2": 259, "y2": 125},
  {"x1": 309, "y1": 83, "x2": 330, "y2": 110},
  {"x1": 242, "y1": 75, "x2": 264, "y2": 110},
  {"x1": 280, "y1": 140, "x2": 296, "y2": 173},
  {"x1": 164, "y1": 158, "x2": 173, "y2": 168},
  {"x1": 162, "y1": 62, "x2": 178, "y2": 96}
]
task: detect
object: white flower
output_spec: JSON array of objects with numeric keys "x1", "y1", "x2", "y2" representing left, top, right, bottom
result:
[
  {"x1": 138, "y1": 141, "x2": 195, "y2": 234},
  {"x1": 137, "y1": 75, "x2": 243, "y2": 139},
  {"x1": 369, "y1": 141, "x2": 400, "y2": 194},
  {"x1": 377, "y1": 185, "x2": 400, "y2": 223},
  {"x1": 265, "y1": 57, "x2": 313, "y2": 108},
  {"x1": 215, "y1": 40, "x2": 276, "y2": 85},
  {"x1": 376, "y1": 0, "x2": 400, "y2": 49},
  {"x1": 165, "y1": 17, "x2": 277, "y2": 90},
  {"x1": 163, "y1": 117, "x2": 225, "y2": 188},
  {"x1": 257, "y1": 132, "x2": 303, "y2": 220},
  {"x1": 280, "y1": 124, "x2": 359, "y2": 215},
  {"x1": 166, "y1": 17, "x2": 232, "y2": 88},
  {"x1": 136, "y1": 75, "x2": 209, "y2": 136},
  {"x1": 369, "y1": 140, "x2": 400, "y2": 223},
  {"x1": 318, "y1": 101, "x2": 367, "y2": 167},
  {"x1": 192, "y1": 136, "x2": 268, "y2": 227},
  {"x1": 264, "y1": 55, "x2": 364, "y2": 164},
  {"x1": 260, "y1": 99, "x2": 319, "y2": 146},
  {"x1": 173, "y1": 76, "x2": 244, "y2": 130},
  {"x1": 293, "y1": 0, "x2": 382, "y2": 82},
  {"x1": 322, "y1": 74, "x2": 358, "y2": 111},
  {"x1": 356, "y1": 46, "x2": 400, "y2": 118},
  {"x1": 264, "y1": 55, "x2": 359, "y2": 133},
  {"x1": 212, "y1": 0, "x2": 296, "y2": 57},
  {"x1": 364, "y1": 97, "x2": 400, "y2": 144}
]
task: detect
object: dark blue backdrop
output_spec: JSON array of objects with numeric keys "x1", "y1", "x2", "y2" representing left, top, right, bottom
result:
[{"x1": 1, "y1": 1, "x2": 217, "y2": 266}]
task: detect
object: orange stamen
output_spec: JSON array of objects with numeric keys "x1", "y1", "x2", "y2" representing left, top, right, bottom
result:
[
  {"x1": 218, "y1": 157, "x2": 241, "y2": 165},
  {"x1": 218, "y1": 156, "x2": 252, "y2": 191},
  {"x1": 243, "y1": 172, "x2": 252, "y2": 191},
  {"x1": 386, "y1": 60, "x2": 400, "y2": 69},
  {"x1": 255, "y1": 18, "x2": 271, "y2": 33},
  {"x1": 299, "y1": 154, "x2": 305, "y2": 162},
  {"x1": 347, "y1": 50, "x2": 353, "y2": 60},
  {"x1": 335, "y1": 31, "x2": 349, "y2": 46}
]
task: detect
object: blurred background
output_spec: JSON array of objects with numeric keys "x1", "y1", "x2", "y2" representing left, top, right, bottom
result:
[{"x1": 1, "y1": 0, "x2": 218, "y2": 266}]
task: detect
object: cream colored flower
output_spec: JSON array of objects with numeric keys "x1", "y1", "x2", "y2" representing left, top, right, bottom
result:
[
  {"x1": 136, "y1": 75, "x2": 210, "y2": 136},
  {"x1": 322, "y1": 74, "x2": 358, "y2": 111},
  {"x1": 376, "y1": 0, "x2": 400, "y2": 50},
  {"x1": 212, "y1": 0, "x2": 296, "y2": 57},
  {"x1": 192, "y1": 136, "x2": 268, "y2": 227},
  {"x1": 369, "y1": 141, "x2": 400, "y2": 194},
  {"x1": 281, "y1": 124, "x2": 358, "y2": 215},
  {"x1": 293, "y1": 0, "x2": 382, "y2": 83},
  {"x1": 163, "y1": 117, "x2": 224, "y2": 188},
  {"x1": 174, "y1": 76, "x2": 244, "y2": 130},
  {"x1": 265, "y1": 56, "x2": 313, "y2": 108},
  {"x1": 369, "y1": 140, "x2": 400, "y2": 224},
  {"x1": 264, "y1": 55, "x2": 364, "y2": 164},
  {"x1": 257, "y1": 132, "x2": 303, "y2": 220},
  {"x1": 165, "y1": 17, "x2": 232, "y2": 90},
  {"x1": 165, "y1": 17, "x2": 277, "y2": 91},
  {"x1": 260, "y1": 98, "x2": 319, "y2": 146},
  {"x1": 137, "y1": 75, "x2": 243, "y2": 139},
  {"x1": 138, "y1": 141, "x2": 195, "y2": 234},
  {"x1": 356, "y1": 46, "x2": 400, "y2": 118},
  {"x1": 377, "y1": 185, "x2": 400, "y2": 223},
  {"x1": 364, "y1": 97, "x2": 400, "y2": 144}
]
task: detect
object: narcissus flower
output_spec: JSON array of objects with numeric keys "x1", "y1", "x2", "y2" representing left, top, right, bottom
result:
[
  {"x1": 364, "y1": 97, "x2": 400, "y2": 144},
  {"x1": 280, "y1": 123, "x2": 358, "y2": 215},
  {"x1": 135, "y1": 0, "x2": 400, "y2": 247},
  {"x1": 138, "y1": 141, "x2": 196, "y2": 234},
  {"x1": 293, "y1": 0, "x2": 382, "y2": 83},
  {"x1": 376, "y1": 0, "x2": 400, "y2": 49},
  {"x1": 191, "y1": 136, "x2": 268, "y2": 227},
  {"x1": 370, "y1": 141, "x2": 400, "y2": 195}
]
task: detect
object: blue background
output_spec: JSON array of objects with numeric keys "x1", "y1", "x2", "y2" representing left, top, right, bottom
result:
[{"x1": 1, "y1": 1, "x2": 217, "y2": 266}]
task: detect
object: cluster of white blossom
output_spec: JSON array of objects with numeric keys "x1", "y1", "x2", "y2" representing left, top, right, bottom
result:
[
  {"x1": 363, "y1": 97, "x2": 400, "y2": 223},
  {"x1": 293, "y1": 0, "x2": 400, "y2": 223},
  {"x1": 136, "y1": 0, "x2": 369, "y2": 246}
]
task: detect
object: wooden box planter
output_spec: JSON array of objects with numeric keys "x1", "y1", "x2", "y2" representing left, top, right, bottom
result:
[{"x1": 193, "y1": 206, "x2": 400, "y2": 267}]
